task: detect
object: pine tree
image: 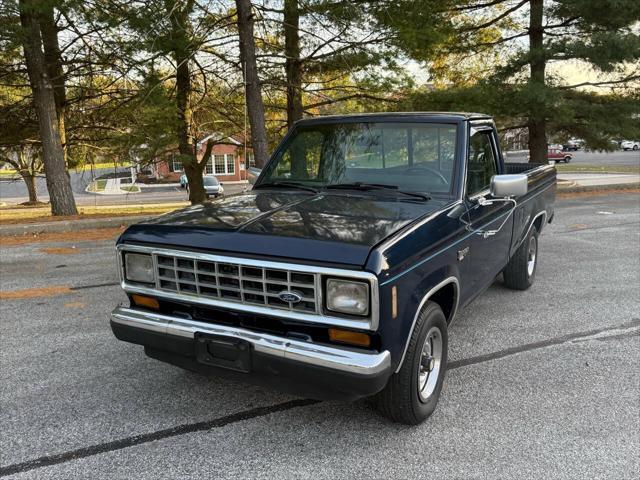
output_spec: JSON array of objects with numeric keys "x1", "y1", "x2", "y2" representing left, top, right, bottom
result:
[{"x1": 382, "y1": 0, "x2": 640, "y2": 161}]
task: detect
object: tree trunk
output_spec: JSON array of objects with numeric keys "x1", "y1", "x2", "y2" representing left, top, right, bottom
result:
[
  {"x1": 39, "y1": 3, "x2": 68, "y2": 162},
  {"x1": 236, "y1": 0, "x2": 270, "y2": 168},
  {"x1": 165, "y1": 0, "x2": 206, "y2": 204},
  {"x1": 18, "y1": 0, "x2": 77, "y2": 215},
  {"x1": 20, "y1": 171, "x2": 39, "y2": 204},
  {"x1": 527, "y1": 0, "x2": 547, "y2": 163},
  {"x1": 284, "y1": 0, "x2": 303, "y2": 129}
]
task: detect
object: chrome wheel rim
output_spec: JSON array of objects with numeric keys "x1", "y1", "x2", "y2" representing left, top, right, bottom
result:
[
  {"x1": 418, "y1": 327, "x2": 443, "y2": 402},
  {"x1": 527, "y1": 236, "x2": 537, "y2": 277}
]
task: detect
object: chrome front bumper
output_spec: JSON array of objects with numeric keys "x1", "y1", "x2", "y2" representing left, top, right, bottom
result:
[{"x1": 111, "y1": 306, "x2": 390, "y2": 376}]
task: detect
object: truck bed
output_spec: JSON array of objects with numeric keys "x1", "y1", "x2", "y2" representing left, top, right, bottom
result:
[{"x1": 504, "y1": 162, "x2": 549, "y2": 174}]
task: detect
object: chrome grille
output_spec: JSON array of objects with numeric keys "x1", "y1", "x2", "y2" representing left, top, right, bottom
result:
[{"x1": 154, "y1": 253, "x2": 319, "y2": 313}]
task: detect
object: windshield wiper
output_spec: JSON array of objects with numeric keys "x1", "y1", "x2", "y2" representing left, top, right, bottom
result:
[
  {"x1": 325, "y1": 182, "x2": 431, "y2": 201},
  {"x1": 253, "y1": 181, "x2": 318, "y2": 193}
]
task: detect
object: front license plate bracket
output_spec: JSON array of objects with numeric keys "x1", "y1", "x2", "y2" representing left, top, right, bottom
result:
[{"x1": 195, "y1": 333, "x2": 252, "y2": 373}]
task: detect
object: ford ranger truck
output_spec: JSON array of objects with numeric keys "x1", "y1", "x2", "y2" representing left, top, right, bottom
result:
[{"x1": 111, "y1": 112, "x2": 556, "y2": 424}]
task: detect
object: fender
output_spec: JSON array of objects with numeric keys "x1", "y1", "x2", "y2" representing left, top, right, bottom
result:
[
  {"x1": 515, "y1": 210, "x2": 547, "y2": 250},
  {"x1": 394, "y1": 276, "x2": 460, "y2": 373}
]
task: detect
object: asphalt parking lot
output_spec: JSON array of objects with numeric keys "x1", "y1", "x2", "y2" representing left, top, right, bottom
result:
[{"x1": 1, "y1": 192, "x2": 638, "y2": 479}]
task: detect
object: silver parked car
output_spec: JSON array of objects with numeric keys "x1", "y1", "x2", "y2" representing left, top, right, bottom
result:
[
  {"x1": 203, "y1": 175, "x2": 224, "y2": 197},
  {"x1": 181, "y1": 174, "x2": 225, "y2": 197}
]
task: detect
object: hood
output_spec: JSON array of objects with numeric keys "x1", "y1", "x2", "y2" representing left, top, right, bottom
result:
[{"x1": 119, "y1": 191, "x2": 448, "y2": 266}]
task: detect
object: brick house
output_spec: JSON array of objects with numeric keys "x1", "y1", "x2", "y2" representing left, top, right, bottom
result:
[{"x1": 155, "y1": 134, "x2": 254, "y2": 183}]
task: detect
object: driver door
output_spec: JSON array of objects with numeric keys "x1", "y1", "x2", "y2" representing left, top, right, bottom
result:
[{"x1": 459, "y1": 127, "x2": 514, "y2": 300}]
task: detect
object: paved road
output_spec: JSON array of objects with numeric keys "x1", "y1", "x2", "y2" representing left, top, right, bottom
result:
[
  {"x1": 0, "y1": 167, "x2": 122, "y2": 201},
  {"x1": 568, "y1": 150, "x2": 640, "y2": 167},
  {"x1": 505, "y1": 149, "x2": 640, "y2": 167},
  {"x1": 1, "y1": 193, "x2": 639, "y2": 479},
  {"x1": 0, "y1": 168, "x2": 248, "y2": 204}
]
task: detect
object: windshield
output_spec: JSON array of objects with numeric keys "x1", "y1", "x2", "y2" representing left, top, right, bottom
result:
[
  {"x1": 203, "y1": 176, "x2": 219, "y2": 186},
  {"x1": 259, "y1": 122, "x2": 457, "y2": 194}
]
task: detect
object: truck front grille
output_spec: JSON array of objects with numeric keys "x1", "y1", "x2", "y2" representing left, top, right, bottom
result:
[{"x1": 154, "y1": 253, "x2": 319, "y2": 313}]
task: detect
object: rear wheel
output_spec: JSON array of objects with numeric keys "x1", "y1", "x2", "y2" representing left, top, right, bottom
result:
[
  {"x1": 374, "y1": 301, "x2": 448, "y2": 424},
  {"x1": 503, "y1": 227, "x2": 539, "y2": 290}
]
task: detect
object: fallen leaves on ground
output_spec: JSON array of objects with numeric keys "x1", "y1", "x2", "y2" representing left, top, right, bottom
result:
[
  {"x1": 557, "y1": 187, "x2": 639, "y2": 199},
  {"x1": 41, "y1": 247, "x2": 81, "y2": 255},
  {"x1": 64, "y1": 301, "x2": 86, "y2": 308},
  {"x1": 0, "y1": 227, "x2": 124, "y2": 246},
  {"x1": 1, "y1": 285, "x2": 72, "y2": 300}
]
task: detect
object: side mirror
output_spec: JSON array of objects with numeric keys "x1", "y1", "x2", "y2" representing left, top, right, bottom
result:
[
  {"x1": 247, "y1": 167, "x2": 262, "y2": 185},
  {"x1": 490, "y1": 174, "x2": 527, "y2": 197}
]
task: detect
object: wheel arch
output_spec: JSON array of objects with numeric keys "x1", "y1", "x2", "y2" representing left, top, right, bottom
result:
[
  {"x1": 532, "y1": 210, "x2": 547, "y2": 234},
  {"x1": 394, "y1": 276, "x2": 459, "y2": 373}
]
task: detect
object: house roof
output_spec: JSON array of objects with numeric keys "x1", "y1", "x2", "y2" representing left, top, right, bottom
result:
[{"x1": 197, "y1": 132, "x2": 243, "y2": 147}]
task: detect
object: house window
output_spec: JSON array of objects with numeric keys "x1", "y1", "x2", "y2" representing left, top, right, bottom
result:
[
  {"x1": 172, "y1": 159, "x2": 183, "y2": 172},
  {"x1": 214, "y1": 155, "x2": 225, "y2": 174},
  {"x1": 247, "y1": 152, "x2": 255, "y2": 167},
  {"x1": 211, "y1": 154, "x2": 235, "y2": 175}
]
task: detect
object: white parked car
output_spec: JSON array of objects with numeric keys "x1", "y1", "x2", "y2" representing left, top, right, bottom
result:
[{"x1": 621, "y1": 140, "x2": 639, "y2": 151}]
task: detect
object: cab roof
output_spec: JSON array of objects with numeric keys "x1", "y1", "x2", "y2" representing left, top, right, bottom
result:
[{"x1": 295, "y1": 112, "x2": 492, "y2": 125}]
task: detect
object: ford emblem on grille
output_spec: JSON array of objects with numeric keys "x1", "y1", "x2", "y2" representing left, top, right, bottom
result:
[{"x1": 278, "y1": 291, "x2": 302, "y2": 303}]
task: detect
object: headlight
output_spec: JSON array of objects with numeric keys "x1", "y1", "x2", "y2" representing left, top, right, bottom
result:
[
  {"x1": 326, "y1": 278, "x2": 369, "y2": 316},
  {"x1": 125, "y1": 253, "x2": 154, "y2": 284}
]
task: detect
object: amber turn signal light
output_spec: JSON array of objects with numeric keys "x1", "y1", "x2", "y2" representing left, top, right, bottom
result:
[
  {"x1": 131, "y1": 294, "x2": 160, "y2": 310},
  {"x1": 328, "y1": 328, "x2": 371, "y2": 347}
]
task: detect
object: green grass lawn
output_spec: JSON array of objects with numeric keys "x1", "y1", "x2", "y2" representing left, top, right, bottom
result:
[
  {"x1": 555, "y1": 164, "x2": 639, "y2": 174},
  {"x1": 86, "y1": 179, "x2": 107, "y2": 192}
]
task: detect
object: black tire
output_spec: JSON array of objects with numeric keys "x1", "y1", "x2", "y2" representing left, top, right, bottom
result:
[
  {"x1": 633, "y1": 145, "x2": 639, "y2": 151},
  {"x1": 503, "y1": 226, "x2": 539, "y2": 290},
  {"x1": 564, "y1": 156, "x2": 571, "y2": 163},
  {"x1": 374, "y1": 301, "x2": 448, "y2": 425}
]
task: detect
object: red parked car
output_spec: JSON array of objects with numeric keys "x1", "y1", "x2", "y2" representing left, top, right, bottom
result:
[{"x1": 547, "y1": 148, "x2": 572, "y2": 163}]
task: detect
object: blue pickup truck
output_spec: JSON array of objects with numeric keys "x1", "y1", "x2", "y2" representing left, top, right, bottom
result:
[{"x1": 111, "y1": 113, "x2": 556, "y2": 424}]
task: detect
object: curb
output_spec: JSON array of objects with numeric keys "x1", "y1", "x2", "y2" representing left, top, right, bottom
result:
[
  {"x1": 557, "y1": 182, "x2": 640, "y2": 194},
  {"x1": 0, "y1": 215, "x2": 155, "y2": 236}
]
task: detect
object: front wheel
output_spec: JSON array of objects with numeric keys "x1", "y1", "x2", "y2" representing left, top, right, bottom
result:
[
  {"x1": 374, "y1": 301, "x2": 448, "y2": 424},
  {"x1": 503, "y1": 227, "x2": 539, "y2": 290}
]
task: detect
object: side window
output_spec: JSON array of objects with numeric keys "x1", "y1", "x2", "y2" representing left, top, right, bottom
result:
[{"x1": 467, "y1": 129, "x2": 497, "y2": 195}]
